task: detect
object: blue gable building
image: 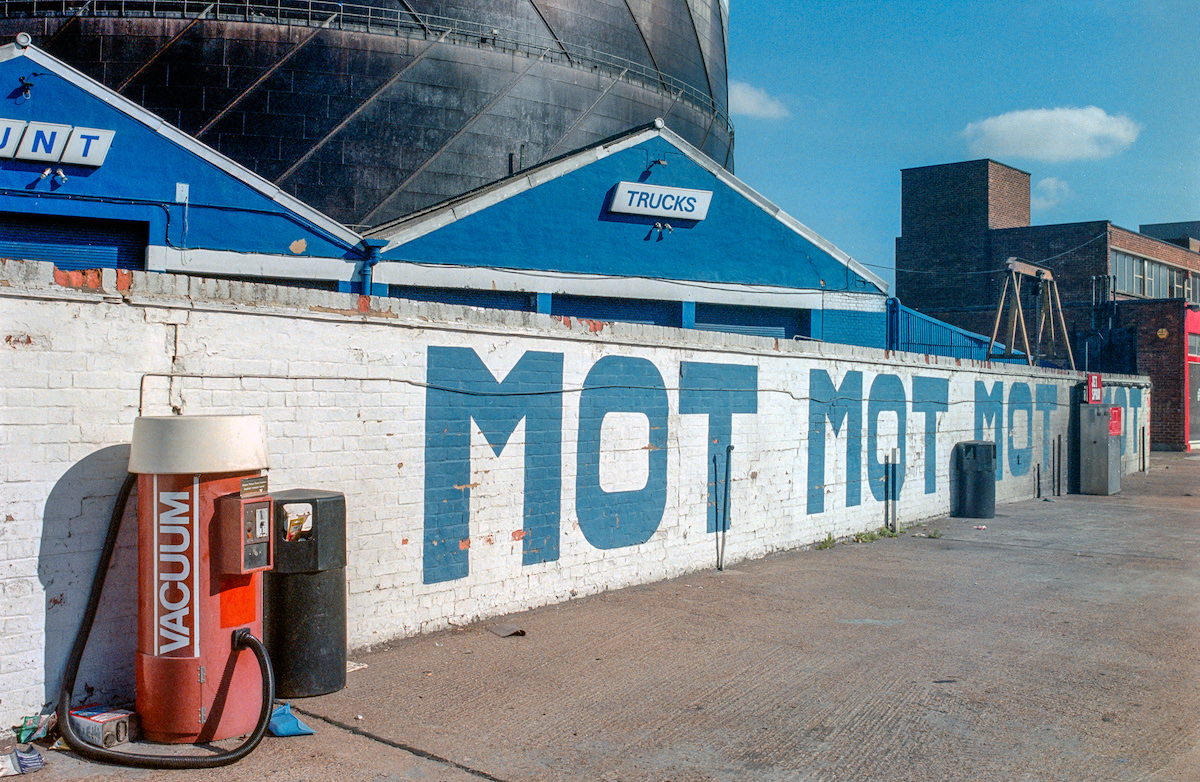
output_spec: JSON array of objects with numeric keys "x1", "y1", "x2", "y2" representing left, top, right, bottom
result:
[
  {"x1": 367, "y1": 121, "x2": 889, "y2": 347},
  {"x1": 0, "y1": 40, "x2": 366, "y2": 283},
  {"x1": 0, "y1": 41, "x2": 890, "y2": 348}
]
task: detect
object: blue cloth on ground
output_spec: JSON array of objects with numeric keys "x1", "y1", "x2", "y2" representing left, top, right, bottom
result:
[{"x1": 268, "y1": 703, "x2": 315, "y2": 737}]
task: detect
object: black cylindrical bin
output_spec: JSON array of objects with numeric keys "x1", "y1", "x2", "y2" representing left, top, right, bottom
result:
[
  {"x1": 265, "y1": 489, "x2": 347, "y2": 698},
  {"x1": 951, "y1": 441, "x2": 996, "y2": 519}
]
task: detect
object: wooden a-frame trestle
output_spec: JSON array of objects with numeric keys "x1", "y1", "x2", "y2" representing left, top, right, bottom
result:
[{"x1": 986, "y1": 258, "x2": 1076, "y2": 370}]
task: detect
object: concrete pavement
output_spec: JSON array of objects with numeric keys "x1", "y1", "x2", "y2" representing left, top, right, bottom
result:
[{"x1": 33, "y1": 452, "x2": 1200, "y2": 781}]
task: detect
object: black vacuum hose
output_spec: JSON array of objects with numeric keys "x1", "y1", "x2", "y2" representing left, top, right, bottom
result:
[{"x1": 56, "y1": 472, "x2": 277, "y2": 769}]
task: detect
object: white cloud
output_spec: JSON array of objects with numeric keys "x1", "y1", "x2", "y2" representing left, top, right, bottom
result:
[
  {"x1": 962, "y1": 107, "x2": 1141, "y2": 162},
  {"x1": 729, "y1": 80, "x2": 790, "y2": 119},
  {"x1": 1032, "y1": 177, "x2": 1072, "y2": 211}
]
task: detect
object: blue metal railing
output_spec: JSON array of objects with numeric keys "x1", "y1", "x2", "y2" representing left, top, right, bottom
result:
[{"x1": 886, "y1": 298, "x2": 1024, "y2": 362}]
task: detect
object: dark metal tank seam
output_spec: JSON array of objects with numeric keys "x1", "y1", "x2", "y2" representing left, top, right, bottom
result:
[
  {"x1": 525, "y1": 0, "x2": 573, "y2": 63},
  {"x1": 43, "y1": 0, "x2": 92, "y2": 49},
  {"x1": 698, "y1": 109, "x2": 717, "y2": 153},
  {"x1": 536, "y1": 67, "x2": 629, "y2": 165},
  {"x1": 620, "y1": 0, "x2": 667, "y2": 91},
  {"x1": 116, "y1": 2, "x2": 215, "y2": 94},
  {"x1": 395, "y1": 0, "x2": 432, "y2": 34},
  {"x1": 680, "y1": 0, "x2": 716, "y2": 110},
  {"x1": 274, "y1": 28, "x2": 452, "y2": 185},
  {"x1": 662, "y1": 88, "x2": 683, "y2": 127},
  {"x1": 197, "y1": 12, "x2": 339, "y2": 138},
  {"x1": 358, "y1": 49, "x2": 550, "y2": 226}
]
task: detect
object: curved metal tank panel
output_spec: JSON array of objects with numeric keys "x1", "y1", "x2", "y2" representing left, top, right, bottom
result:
[{"x1": 1, "y1": 1, "x2": 731, "y2": 228}]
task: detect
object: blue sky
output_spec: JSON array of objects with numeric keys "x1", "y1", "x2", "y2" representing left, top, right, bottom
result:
[{"x1": 725, "y1": 1, "x2": 1199, "y2": 289}]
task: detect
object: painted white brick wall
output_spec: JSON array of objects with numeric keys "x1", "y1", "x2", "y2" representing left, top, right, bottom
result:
[
  {"x1": 0, "y1": 259, "x2": 1150, "y2": 725},
  {"x1": 821, "y1": 290, "x2": 886, "y2": 312}
]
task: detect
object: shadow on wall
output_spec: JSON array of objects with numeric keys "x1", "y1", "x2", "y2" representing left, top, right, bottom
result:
[{"x1": 40, "y1": 444, "x2": 138, "y2": 708}]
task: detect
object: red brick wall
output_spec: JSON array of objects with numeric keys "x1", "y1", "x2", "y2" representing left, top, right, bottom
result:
[
  {"x1": 900, "y1": 160, "x2": 995, "y2": 237},
  {"x1": 989, "y1": 221, "x2": 1112, "y2": 308},
  {"x1": 896, "y1": 160, "x2": 1031, "y2": 319},
  {"x1": 986, "y1": 160, "x2": 1031, "y2": 229},
  {"x1": 1188, "y1": 309, "x2": 1200, "y2": 451},
  {"x1": 892, "y1": 157, "x2": 1200, "y2": 450},
  {"x1": 1115, "y1": 299, "x2": 1187, "y2": 450},
  {"x1": 1110, "y1": 226, "x2": 1200, "y2": 275},
  {"x1": 901, "y1": 220, "x2": 1112, "y2": 339}
]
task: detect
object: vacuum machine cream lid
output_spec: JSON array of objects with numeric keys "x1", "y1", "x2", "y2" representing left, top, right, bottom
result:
[{"x1": 128, "y1": 415, "x2": 269, "y2": 474}]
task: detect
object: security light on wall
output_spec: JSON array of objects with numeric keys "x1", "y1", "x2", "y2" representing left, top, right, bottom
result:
[
  {"x1": 644, "y1": 158, "x2": 668, "y2": 175},
  {"x1": 16, "y1": 71, "x2": 46, "y2": 100}
]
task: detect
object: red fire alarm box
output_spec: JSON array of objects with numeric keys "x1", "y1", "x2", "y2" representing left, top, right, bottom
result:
[
  {"x1": 214, "y1": 494, "x2": 273, "y2": 575},
  {"x1": 1109, "y1": 406, "x2": 1122, "y2": 437}
]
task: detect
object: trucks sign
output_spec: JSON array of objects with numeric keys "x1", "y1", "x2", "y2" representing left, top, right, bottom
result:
[{"x1": 610, "y1": 181, "x2": 712, "y2": 221}]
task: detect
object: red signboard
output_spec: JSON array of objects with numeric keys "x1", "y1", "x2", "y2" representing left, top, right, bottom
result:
[
  {"x1": 1086, "y1": 373, "x2": 1103, "y2": 405},
  {"x1": 1109, "y1": 406, "x2": 1122, "y2": 436}
]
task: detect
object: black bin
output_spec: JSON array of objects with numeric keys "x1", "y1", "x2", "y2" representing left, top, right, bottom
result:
[
  {"x1": 265, "y1": 489, "x2": 347, "y2": 698},
  {"x1": 951, "y1": 441, "x2": 996, "y2": 519}
]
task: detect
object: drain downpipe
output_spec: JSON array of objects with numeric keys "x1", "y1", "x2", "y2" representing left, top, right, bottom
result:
[{"x1": 714, "y1": 445, "x2": 733, "y2": 571}]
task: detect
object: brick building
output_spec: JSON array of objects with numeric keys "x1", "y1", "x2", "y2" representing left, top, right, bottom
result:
[{"x1": 895, "y1": 159, "x2": 1200, "y2": 451}]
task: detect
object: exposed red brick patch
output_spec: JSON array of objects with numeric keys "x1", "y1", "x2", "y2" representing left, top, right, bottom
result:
[
  {"x1": 511, "y1": 529, "x2": 526, "y2": 541},
  {"x1": 116, "y1": 270, "x2": 132, "y2": 292},
  {"x1": 578, "y1": 318, "x2": 606, "y2": 333},
  {"x1": 5, "y1": 334, "x2": 32, "y2": 347},
  {"x1": 310, "y1": 303, "x2": 398, "y2": 319},
  {"x1": 458, "y1": 538, "x2": 471, "y2": 550},
  {"x1": 53, "y1": 267, "x2": 104, "y2": 290}
]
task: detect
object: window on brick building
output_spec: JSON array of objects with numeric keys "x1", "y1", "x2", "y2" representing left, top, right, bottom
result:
[
  {"x1": 1114, "y1": 251, "x2": 1133, "y2": 292},
  {"x1": 1171, "y1": 268, "x2": 1187, "y2": 298},
  {"x1": 1111, "y1": 249, "x2": 1197, "y2": 300}
]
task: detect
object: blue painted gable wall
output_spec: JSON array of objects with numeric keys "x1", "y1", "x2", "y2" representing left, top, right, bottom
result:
[
  {"x1": 0, "y1": 54, "x2": 358, "y2": 260},
  {"x1": 385, "y1": 136, "x2": 882, "y2": 294}
]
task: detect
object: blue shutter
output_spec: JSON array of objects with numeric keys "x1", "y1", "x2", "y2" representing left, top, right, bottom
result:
[
  {"x1": 552, "y1": 295, "x2": 678, "y2": 327},
  {"x1": 0, "y1": 213, "x2": 146, "y2": 271},
  {"x1": 388, "y1": 285, "x2": 535, "y2": 312},
  {"x1": 694, "y1": 303, "x2": 804, "y2": 339}
]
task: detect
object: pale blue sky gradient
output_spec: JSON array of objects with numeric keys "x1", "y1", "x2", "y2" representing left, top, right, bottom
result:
[{"x1": 725, "y1": 1, "x2": 1199, "y2": 288}]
